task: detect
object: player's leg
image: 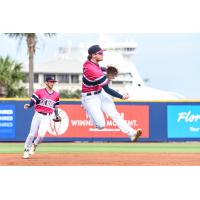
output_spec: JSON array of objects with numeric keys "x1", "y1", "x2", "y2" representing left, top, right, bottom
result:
[
  {"x1": 82, "y1": 94, "x2": 105, "y2": 129},
  {"x1": 23, "y1": 112, "x2": 40, "y2": 158},
  {"x1": 101, "y1": 92, "x2": 141, "y2": 141},
  {"x1": 29, "y1": 142, "x2": 37, "y2": 155},
  {"x1": 31, "y1": 114, "x2": 51, "y2": 154}
]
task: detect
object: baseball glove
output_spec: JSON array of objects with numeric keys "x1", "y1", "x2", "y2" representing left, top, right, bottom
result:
[
  {"x1": 53, "y1": 115, "x2": 61, "y2": 122},
  {"x1": 106, "y1": 65, "x2": 119, "y2": 78}
]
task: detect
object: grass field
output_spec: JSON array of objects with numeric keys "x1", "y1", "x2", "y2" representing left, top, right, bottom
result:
[{"x1": 1, "y1": 142, "x2": 200, "y2": 154}]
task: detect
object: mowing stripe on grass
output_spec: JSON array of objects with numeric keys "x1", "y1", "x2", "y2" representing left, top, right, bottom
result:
[{"x1": 0, "y1": 142, "x2": 200, "y2": 154}]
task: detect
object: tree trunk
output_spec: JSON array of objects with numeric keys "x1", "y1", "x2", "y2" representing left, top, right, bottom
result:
[
  {"x1": 26, "y1": 34, "x2": 36, "y2": 97},
  {"x1": 29, "y1": 52, "x2": 34, "y2": 97},
  {"x1": 0, "y1": 85, "x2": 7, "y2": 97}
]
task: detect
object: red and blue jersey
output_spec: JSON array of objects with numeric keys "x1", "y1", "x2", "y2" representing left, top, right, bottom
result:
[
  {"x1": 82, "y1": 60, "x2": 109, "y2": 93},
  {"x1": 31, "y1": 88, "x2": 60, "y2": 113}
]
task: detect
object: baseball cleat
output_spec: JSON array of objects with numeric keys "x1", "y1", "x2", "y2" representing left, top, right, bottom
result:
[
  {"x1": 23, "y1": 149, "x2": 30, "y2": 159},
  {"x1": 131, "y1": 128, "x2": 142, "y2": 142},
  {"x1": 29, "y1": 144, "x2": 37, "y2": 155}
]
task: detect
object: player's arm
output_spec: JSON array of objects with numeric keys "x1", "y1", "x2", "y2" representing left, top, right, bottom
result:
[
  {"x1": 53, "y1": 108, "x2": 61, "y2": 122},
  {"x1": 54, "y1": 98, "x2": 60, "y2": 116},
  {"x1": 102, "y1": 84, "x2": 123, "y2": 99},
  {"x1": 54, "y1": 106, "x2": 59, "y2": 117},
  {"x1": 102, "y1": 84, "x2": 129, "y2": 100},
  {"x1": 24, "y1": 92, "x2": 40, "y2": 109},
  {"x1": 96, "y1": 75, "x2": 128, "y2": 100},
  {"x1": 24, "y1": 100, "x2": 34, "y2": 109},
  {"x1": 53, "y1": 99, "x2": 61, "y2": 122}
]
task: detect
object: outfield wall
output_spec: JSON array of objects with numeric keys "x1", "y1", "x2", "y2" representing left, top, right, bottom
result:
[{"x1": 0, "y1": 99, "x2": 200, "y2": 142}]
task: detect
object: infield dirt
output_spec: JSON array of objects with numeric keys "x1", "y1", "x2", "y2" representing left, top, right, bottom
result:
[{"x1": 1, "y1": 153, "x2": 200, "y2": 166}]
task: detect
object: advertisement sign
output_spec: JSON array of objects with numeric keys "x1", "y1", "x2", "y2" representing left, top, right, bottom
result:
[
  {"x1": 168, "y1": 105, "x2": 200, "y2": 138},
  {"x1": 0, "y1": 104, "x2": 16, "y2": 138},
  {"x1": 46, "y1": 104, "x2": 149, "y2": 139}
]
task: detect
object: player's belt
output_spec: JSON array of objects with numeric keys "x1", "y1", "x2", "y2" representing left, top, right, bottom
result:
[
  {"x1": 86, "y1": 90, "x2": 101, "y2": 96},
  {"x1": 38, "y1": 112, "x2": 52, "y2": 115}
]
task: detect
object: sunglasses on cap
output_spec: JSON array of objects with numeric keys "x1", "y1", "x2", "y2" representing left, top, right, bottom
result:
[{"x1": 95, "y1": 52, "x2": 103, "y2": 55}]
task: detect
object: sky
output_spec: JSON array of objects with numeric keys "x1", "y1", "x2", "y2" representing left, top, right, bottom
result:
[{"x1": 0, "y1": 33, "x2": 200, "y2": 99}]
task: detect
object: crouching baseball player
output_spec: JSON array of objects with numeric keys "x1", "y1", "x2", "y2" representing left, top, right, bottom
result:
[
  {"x1": 23, "y1": 76, "x2": 61, "y2": 159},
  {"x1": 81, "y1": 45, "x2": 142, "y2": 142}
]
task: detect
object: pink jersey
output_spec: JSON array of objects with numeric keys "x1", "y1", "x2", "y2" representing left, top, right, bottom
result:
[
  {"x1": 31, "y1": 88, "x2": 60, "y2": 114},
  {"x1": 82, "y1": 60, "x2": 108, "y2": 93}
]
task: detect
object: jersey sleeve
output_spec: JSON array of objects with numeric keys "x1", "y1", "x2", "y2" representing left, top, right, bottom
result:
[
  {"x1": 84, "y1": 67, "x2": 109, "y2": 87},
  {"x1": 31, "y1": 90, "x2": 41, "y2": 104},
  {"x1": 102, "y1": 84, "x2": 123, "y2": 99},
  {"x1": 96, "y1": 75, "x2": 109, "y2": 87}
]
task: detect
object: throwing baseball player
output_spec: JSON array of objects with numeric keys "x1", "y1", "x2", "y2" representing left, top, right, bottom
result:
[
  {"x1": 23, "y1": 76, "x2": 61, "y2": 159},
  {"x1": 81, "y1": 45, "x2": 142, "y2": 142}
]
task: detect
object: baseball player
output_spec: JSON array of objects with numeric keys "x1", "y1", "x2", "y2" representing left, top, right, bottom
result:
[
  {"x1": 23, "y1": 76, "x2": 61, "y2": 159},
  {"x1": 81, "y1": 45, "x2": 142, "y2": 142}
]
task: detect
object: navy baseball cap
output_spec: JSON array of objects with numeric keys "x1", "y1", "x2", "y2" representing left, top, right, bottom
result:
[
  {"x1": 88, "y1": 45, "x2": 105, "y2": 55},
  {"x1": 45, "y1": 76, "x2": 57, "y2": 82}
]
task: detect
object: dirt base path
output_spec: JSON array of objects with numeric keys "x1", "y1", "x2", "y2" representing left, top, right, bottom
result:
[{"x1": 1, "y1": 153, "x2": 200, "y2": 166}]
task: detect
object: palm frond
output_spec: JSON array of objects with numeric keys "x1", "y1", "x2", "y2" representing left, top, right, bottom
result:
[
  {"x1": 5, "y1": 33, "x2": 26, "y2": 39},
  {"x1": 0, "y1": 56, "x2": 27, "y2": 97},
  {"x1": 44, "y1": 33, "x2": 57, "y2": 37}
]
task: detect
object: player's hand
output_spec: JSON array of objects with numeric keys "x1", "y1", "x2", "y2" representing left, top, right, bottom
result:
[
  {"x1": 122, "y1": 93, "x2": 129, "y2": 100},
  {"x1": 24, "y1": 104, "x2": 30, "y2": 109},
  {"x1": 107, "y1": 74, "x2": 116, "y2": 81}
]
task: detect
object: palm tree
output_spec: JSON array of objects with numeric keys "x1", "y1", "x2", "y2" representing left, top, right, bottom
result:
[
  {"x1": 0, "y1": 56, "x2": 27, "y2": 97},
  {"x1": 5, "y1": 33, "x2": 56, "y2": 96}
]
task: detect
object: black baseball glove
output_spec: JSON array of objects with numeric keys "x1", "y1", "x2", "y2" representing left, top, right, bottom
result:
[{"x1": 53, "y1": 115, "x2": 62, "y2": 122}]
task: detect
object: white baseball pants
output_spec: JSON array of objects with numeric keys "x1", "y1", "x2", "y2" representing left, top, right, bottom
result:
[
  {"x1": 24, "y1": 112, "x2": 53, "y2": 150},
  {"x1": 81, "y1": 90, "x2": 136, "y2": 138}
]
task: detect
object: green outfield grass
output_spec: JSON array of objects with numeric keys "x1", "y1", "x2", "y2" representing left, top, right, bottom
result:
[{"x1": 0, "y1": 142, "x2": 200, "y2": 154}]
